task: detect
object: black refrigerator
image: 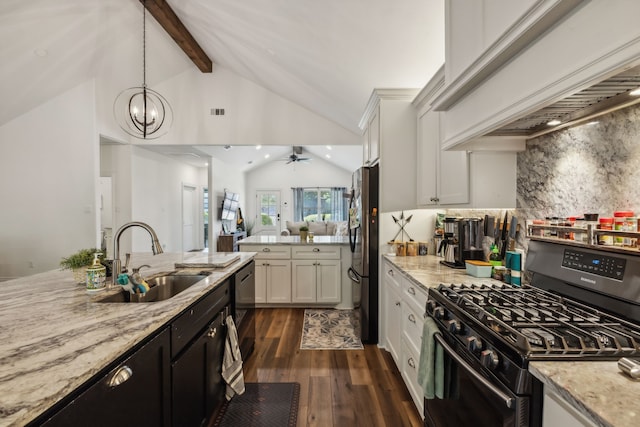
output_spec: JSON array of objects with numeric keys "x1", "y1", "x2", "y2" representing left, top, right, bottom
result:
[{"x1": 347, "y1": 164, "x2": 379, "y2": 344}]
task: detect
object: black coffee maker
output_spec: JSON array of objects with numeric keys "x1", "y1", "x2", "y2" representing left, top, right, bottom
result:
[{"x1": 439, "y1": 217, "x2": 485, "y2": 269}]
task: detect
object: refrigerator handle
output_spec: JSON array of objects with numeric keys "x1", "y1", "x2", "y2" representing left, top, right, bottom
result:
[{"x1": 347, "y1": 267, "x2": 361, "y2": 284}]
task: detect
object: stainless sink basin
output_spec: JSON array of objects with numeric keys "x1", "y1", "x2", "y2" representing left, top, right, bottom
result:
[{"x1": 97, "y1": 274, "x2": 209, "y2": 303}]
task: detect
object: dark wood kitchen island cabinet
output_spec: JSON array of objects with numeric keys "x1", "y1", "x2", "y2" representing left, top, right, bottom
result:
[
  {"x1": 40, "y1": 327, "x2": 172, "y2": 427},
  {"x1": 31, "y1": 271, "x2": 249, "y2": 427}
]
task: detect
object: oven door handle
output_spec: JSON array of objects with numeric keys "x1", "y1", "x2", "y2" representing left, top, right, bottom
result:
[{"x1": 434, "y1": 333, "x2": 515, "y2": 409}]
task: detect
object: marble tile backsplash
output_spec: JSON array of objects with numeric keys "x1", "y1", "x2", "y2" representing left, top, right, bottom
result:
[{"x1": 516, "y1": 103, "x2": 640, "y2": 221}]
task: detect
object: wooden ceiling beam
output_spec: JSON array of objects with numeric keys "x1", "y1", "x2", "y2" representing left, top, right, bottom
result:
[{"x1": 141, "y1": 0, "x2": 213, "y2": 73}]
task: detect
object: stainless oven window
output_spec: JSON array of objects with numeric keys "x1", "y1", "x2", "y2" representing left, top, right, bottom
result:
[{"x1": 424, "y1": 335, "x2": 532, "y2": 427}]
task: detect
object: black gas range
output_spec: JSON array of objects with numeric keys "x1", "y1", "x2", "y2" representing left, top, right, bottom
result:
[{"x1": 424, "y1": 240, "x2": 640, "y2": 427}]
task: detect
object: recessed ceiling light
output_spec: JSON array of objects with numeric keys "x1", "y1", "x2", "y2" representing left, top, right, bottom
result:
[
  {"x1": 256, "y1": 145, "x2": 262, "y2": 150},
  {"x1": 630, "y1": 87, "x2": 640, "y2": 96},
  {"x1": 547, "y1": 119, "x2": 562, "y2": 126}
]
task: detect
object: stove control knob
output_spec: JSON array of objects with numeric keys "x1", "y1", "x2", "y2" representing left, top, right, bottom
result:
[
  {"x1": 427, "y1": 301, "x2": 444, "y2": 319},
  {"x1": 447, "y1": 319, "x2": 461, "y2": 334},
  {"x1": 466, "y1": 336, "x2": 483, "y2": 352},
  {"x1": 480, "y1": 350, "x2": 499, "y2": 370}
]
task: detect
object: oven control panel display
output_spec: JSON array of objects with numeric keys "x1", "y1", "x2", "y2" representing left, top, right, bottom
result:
[{"x1": 562, "y1": 249, "x2": 626, "y2": 280}]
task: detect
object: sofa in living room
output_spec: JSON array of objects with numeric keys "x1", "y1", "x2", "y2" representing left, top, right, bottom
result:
[{"x1": 281, "y1": 220, "x2": 348, "y2": 237}]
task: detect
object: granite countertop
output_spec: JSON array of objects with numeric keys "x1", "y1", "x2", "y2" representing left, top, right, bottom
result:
[
  {"x1": 385, "y1": 254, "x2": 640, "y2": 427},
  {"x1": 382, "y1": 253, "x2": 501, "y2": 291},
  {"x1": 0, "y1": 251, "x2": 255, "y2": 427},
  {"x1": 530, "y1": 361, "x2": 640, "y2": 427},
  {"x1": 239, "y1": 235, "x2": 349, "y2": 245}
]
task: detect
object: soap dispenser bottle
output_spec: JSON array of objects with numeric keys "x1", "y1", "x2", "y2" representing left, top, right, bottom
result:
[{"x1": 86, "y1": 252, "x2": 106, "y2": 292}]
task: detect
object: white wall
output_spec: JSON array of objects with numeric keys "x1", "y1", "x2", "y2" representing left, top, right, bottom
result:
[
  {"x1": 152, "y1": 67, "x2": 362, "y2": 147},
  {"x1": 129, "y1": 147, "x2": 207, "y2": 253},
  {"x1": 0, "y1": 81, "x2": 98, "y2": 280},
  {"x1": 245, "y1": 156, "x2": 353, "y2": 233},
  {"x1": 211, "y1": 157, "x2": 246, "y2": 250}
]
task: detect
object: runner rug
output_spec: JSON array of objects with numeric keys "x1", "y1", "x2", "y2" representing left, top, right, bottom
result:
[{"x1": 300, "y1": 308, "x2": 364, "y2": 350}]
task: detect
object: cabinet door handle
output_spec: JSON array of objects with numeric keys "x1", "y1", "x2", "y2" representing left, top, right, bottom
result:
[
  {"x1": 408, "y1": 287, "x2": 416, "y2": 296},
  {"x1": 108, "y1": 366, "x2": 133, "y2": 387},
  {"x1": 262, "y1": 248, "x2": 271, "y2": 252},
  {"x1": 313, "y1": 248, "x2": 320, "y2": 252},
  {"x1": 408, "y1": 313, "x2": 416, "y2": 323},
  {"x1": 408, "y1": 358, "x2": 416, "y2": 369},
  {"x1": 208, "y1": 327, "x2": 217, "y2": 338}
]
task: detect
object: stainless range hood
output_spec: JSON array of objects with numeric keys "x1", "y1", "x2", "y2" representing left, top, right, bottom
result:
[{"x1": 486, "y1": 65, "x2": 640, "y2": 139}]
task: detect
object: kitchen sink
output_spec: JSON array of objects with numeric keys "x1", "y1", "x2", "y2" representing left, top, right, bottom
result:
[{"x1": 97, "y1": 274, "x2": 209, "y2": 303}]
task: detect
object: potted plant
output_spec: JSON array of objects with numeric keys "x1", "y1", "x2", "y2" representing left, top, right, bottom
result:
[
  {"x1": 60, "y1": 248, "x2": 104, "y2": 284},
  {"x1": 299, "y1": 226, "x2": 309, "y2": 242}
]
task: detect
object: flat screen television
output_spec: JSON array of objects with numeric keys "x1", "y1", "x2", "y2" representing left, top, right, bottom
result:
[{"x1": 221, "y1": 191, "x2": 239, "y2": 221}]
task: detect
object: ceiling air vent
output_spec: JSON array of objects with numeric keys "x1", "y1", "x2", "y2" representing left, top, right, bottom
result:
[{"x1": 210, "y1": 108, "x2": 225, "y2": 116}]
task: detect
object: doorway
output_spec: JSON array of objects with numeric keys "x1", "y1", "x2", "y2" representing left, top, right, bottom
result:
[
  {"x1": 255, "y1": 190, "x2": 280, "y2": 235},
  {"x1": 182, "y1": 184, "x2": 198, "y2": 251}
]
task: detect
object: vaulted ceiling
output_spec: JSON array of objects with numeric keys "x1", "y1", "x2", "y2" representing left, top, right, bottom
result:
[{"x1": 1, "y1": 0, "x2": 444, "y2": 134}]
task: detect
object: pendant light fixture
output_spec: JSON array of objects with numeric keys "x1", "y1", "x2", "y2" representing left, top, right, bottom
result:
[{"x1": 114, "y1": 3, "x2": 173, "y2": 140}]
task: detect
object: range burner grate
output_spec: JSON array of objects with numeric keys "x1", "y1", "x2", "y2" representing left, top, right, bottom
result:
[{"x1": 433, "y1": 283, "x2": 640, "y2": 358}]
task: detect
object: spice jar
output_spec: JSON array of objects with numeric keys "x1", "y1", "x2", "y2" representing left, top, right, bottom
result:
[
  {"x1": 395, "y1": 242, "x2": 406, "y2": 256},
  {"x1": 614, "y1": 211, "x2": 634, "y2": 246},
  {"x1": 406, "y1": 242, "x2": 418, "y2": 256},
  {"x1": 598, "y1": 217, "x2": 614, "y2": 245}
]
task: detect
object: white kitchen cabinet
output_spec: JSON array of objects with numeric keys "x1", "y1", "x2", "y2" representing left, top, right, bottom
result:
[
  {"x1": 291, "y1": 245, "x2": 341, "y2": 303},
  {"x1": 292, "y1": 259, "x2": 341, "y2": 303},
  {"x1": 363, "y1": 106, "x2": 380, "y2": 166},
  {"x1": 543, "y1": 390, "x2": 597, "y2": 427},
  {"x1": 434, "y1": 0, "x2": 640, "y2": 149},
  {"x1": 414, "y1": 67, "x2": 517, "y2": 209},
  {"x1": 250, "y1": 246, "x2": 292, "y2": 304},
  {"x1": 359, "y1": 88, "x2": 419, "y2": 213},
  {"x1": 383, "y1": 264, "x2": 403, "y2": 364},
  {"x1": 382, "y1": 258, "x2": 426, "y2": 418},
  {"x1": 240, "y1": 244, "x2": 348, "y2": 307},
  {"x1": 415, "y1": 67, "x2": 469, "y2": 207},
  {"x1": 263, "y1": 260, "x2": 292, "y2": 303}
]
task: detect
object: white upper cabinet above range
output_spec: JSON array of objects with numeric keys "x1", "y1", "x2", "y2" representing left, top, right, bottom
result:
[
  {"x1": 434, "y1": 0, "x2": 640, "y2": 149},
  {"x1": 415, "y1": 67, "x2": 519, "y2": 209}
]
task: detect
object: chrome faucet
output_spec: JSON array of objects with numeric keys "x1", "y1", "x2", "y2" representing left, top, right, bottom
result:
[{"x1": 112, "y1": 222, "x2": 163, "y2": 284}]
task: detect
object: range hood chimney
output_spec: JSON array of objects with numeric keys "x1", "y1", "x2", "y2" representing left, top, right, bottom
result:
[{"x1": 487, "y1": 65, "x2": 640, "y2": 139}]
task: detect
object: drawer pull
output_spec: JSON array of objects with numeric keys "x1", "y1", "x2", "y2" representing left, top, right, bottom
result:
[
  {"x1": 408, "y1": 313, "x2": 416, "y2": 323},
  {"x1": 208, "y1": 327, "x2": 217, "y2": 338},
  {"x1": 262, "y1": 248, "x2": 271, "y2": 252},
  {"x1": 108, "y1": 366, "x2": 133, "y2": 387},
  {"x1": 408, "y1": 287, "x2": 416, "y2": 296},
  {"x1": 388, "y1": 269, "x2": 394, "y2": 276},
  {"x1": 395, "y1": 301, "x2": 401, "y2": 307},
  {"x1": 313, "y1": 248, "x2": 320, "y2": 252},
  {"x1": 408, "y1": 358, "x2": 416, "y2": 369}
]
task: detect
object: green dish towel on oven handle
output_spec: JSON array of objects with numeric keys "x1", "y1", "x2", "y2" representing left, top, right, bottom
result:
[{"x1": 417, "y1": 316, "x2": 444, "y2": 399}]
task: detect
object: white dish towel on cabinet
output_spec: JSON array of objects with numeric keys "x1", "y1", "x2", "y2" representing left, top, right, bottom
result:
[{"x1": 222, "y1": 315, "x2": 245, "y2": 400}]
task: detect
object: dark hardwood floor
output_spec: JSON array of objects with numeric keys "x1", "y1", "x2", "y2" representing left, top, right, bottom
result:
[{"x1": 242, "y1": 308, "x2": 423, "y2": 427}]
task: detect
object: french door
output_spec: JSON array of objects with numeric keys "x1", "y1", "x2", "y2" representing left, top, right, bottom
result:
[{"x1": 255, "y1": 190, "x2": 280, "y2": 235}]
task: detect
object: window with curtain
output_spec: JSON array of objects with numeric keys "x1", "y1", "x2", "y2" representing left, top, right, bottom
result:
[{"x1": 292, "y1": 187, "x2": 347, "y2": 222}]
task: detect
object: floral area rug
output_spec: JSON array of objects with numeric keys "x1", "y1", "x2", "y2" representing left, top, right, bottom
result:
[{"x1": 300, "y1": 309, "x2": 364, "y2": 350}]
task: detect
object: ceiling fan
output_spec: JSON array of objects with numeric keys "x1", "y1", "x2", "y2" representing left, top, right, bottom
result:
[{"x1": 282, "y1": 146, "x2": 311, "y2": 164}]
